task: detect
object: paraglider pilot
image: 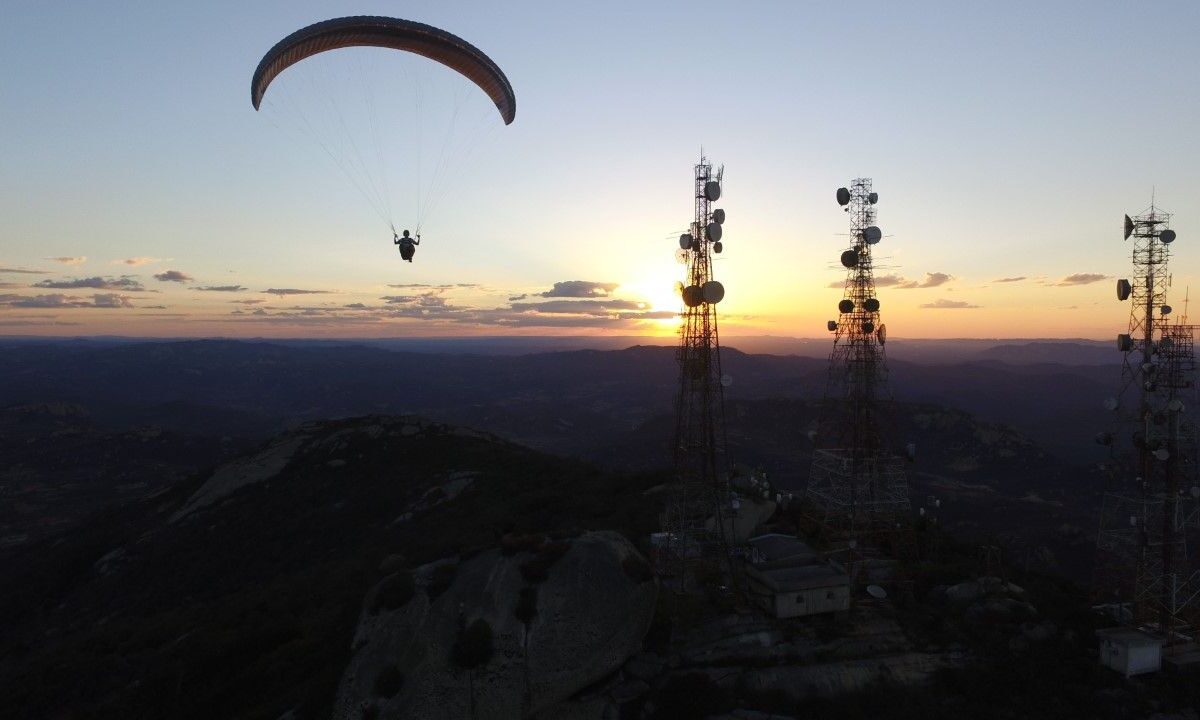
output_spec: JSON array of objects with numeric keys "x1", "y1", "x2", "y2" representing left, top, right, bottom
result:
[{"x1": 394, "y1": 229, "x2": 420, "y2": 262}]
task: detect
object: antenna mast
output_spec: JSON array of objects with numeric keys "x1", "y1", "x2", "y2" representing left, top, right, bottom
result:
[
  {"x1": 1095, "y1": 203, "x2": 1200, "y2": 649},
  {"x1": 806, "y1": 179, "x2": 913, "y2": 562},
  {"x1": 658, "y1": 153, "x2": 732, "y2": 592}
]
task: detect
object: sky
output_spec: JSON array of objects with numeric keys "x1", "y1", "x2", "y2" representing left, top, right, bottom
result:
[{"x1": 2, "y1": 1, "x2": 1198, "y2": 340}]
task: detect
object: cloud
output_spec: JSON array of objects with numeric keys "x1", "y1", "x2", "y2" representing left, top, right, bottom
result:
[
  {"x1": 513, "y1": 299, "x2": 645, "y2": 315},
  {"x1": 539, "y1": 281, "x2": 619, "y2": 298},
  {"x1": 33, "y1": 276, "x2": 146, "y2": 291},
  {"x1": 141, "y1": 305, "x2": 168, "y2": 310},
  {"x1": 992, "y1": 276, "x2": 1026, "y2": 283},
  {"x1": 230, "y1": 298, "x2": 266, "y2": 305},
  {"x1": 1056, "y1": 273, "x2": 1109, "y2": 286},
  {"x1": 917, "y1": 272, "x2": 953, "y2": 288},
  {"x1": 0, "y1": 267, "x2": 49, "y2": 275},
  {"x1": 154, "y1": 270, "x2": 193, "y2": 283},
  {"x1": 919, "y1": 298, "x2": 980, "y2": 309},
  {"x1": 508, "y1": 293, "x2": 529, "y2": 302},
  {"x1": 0, "y1": 293, "x2": 135, "y2": 309},
  {"x1": 118, "y1": 257, "x2": 167, "y2": 266},
  {"x1": 195, "y1": 285, "x2": 247, "y2": 292},
  {"x1": 46, "y1": 256, "x2": 86, "y2": 265},
  {"x1": 837, "y1": 272, "x2": 954, "y2": 290},
  {"x1": 263, "y1": 288, "x2": 332, "y2": 296}
]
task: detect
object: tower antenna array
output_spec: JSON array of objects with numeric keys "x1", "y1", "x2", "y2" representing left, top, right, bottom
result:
[
  {"x1": 659, "y1": 153, "x2": 733, "y2": 591},
  {"x1": 806, "y1": 178, "x2": 912, "y2": 561},
  {"x1": 1095, "y1": 202, "x2": 1200, "y2": 648}
]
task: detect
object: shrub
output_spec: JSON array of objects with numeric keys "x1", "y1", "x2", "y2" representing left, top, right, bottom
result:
[
  {"x1": 514, "y1": 586, "x2": 538, "y2": 626},
  {"x1": 500, "y1": 532, "x2": 546, "y2": 556},
  {"x1": 426, "y1": 563, "x2": 457, "y2": 600},
  {"x1": 622, "y1": 554, "x2": 654, "y2": 584},
  {"x1": 452, "y1": 618, "x2": 494, "y2": 670},
  {"x1": 370, "y1": 571, "x2": 415, "y2": 614},
  {"x1": 519, "y1": 540, "x2": 571, "y2": 584},
  {"x1": 373, "y1": 664, "x2": 404, "y2": 698}
]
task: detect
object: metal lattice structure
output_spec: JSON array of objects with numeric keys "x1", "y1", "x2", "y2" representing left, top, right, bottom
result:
[
  {"x1": 806, "y1": 179, "x2": 912, "y2": 552},
  {"x1": 659, "y1": 155, "x2": 732, "y2": 589},
  {"x1": 1095, "y1": 205, "x2": 1200, "y2": 645}
]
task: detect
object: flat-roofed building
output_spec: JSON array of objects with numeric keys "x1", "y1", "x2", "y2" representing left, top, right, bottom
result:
[{"x1": 744, "y1": 534, "x2": 850, "y2": 618}]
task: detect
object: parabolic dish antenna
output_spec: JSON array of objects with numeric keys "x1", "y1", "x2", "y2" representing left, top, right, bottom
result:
[
  {"x1": 877, "y1": 323, "x2": 887, "y2": 345},
  {"x1": 1124, "y1": 214, "x2": 1134, "y2": 240},
  {"x1": 866, "y1": 585, "x2": 887, "y2": 600},
  {"x1": 1155, "y1": 448, "x2": 1171, "y2": 461},
  {"x1": 1162, "y1": 305, "x2": 1173, "y2": 315},
  {"x1": 674, "y1": 280, "x2": 685, "y2": 295},
  {"x1": 713, "y1": 242, "x2": 723, "y2": 254},
  {"x1": 840, "y1": 250, "x2": 859, "y2": 268},
  {"x1": 704, "y1": 180, "x2": 722, "y2": 202},
  {"x1": 838, "y1": 299, "x2": 854, "y2": 314},
  {"x1": 682, "y1": 285, "x2": 703, "y2": 307},
  {"x1": 679, "y1": 233, "x2": 694, "y2": 250},
  {"x1": 1162, "y1": 229, "x2": 1177, "y2": 244},
  {"x1": 1169, "y1": 398, "x2": 1185, "y2": 412},
  {"x1": 862, "y1": 321, "x2": 875, "y2": 334},
  {"x1": 864, "y1": 298, "x2": 880, "y2": 312},
  {"x1": 836, "y1": 187, "x2": 851, "y2": 206},
  {"x1": 864, "y1": 226, "x2": 882, "y2": 244},
  {"x1": 713, "y1": 208, "x2": 726, "y2": 224},
  {"x1": 1117, "y1": 333, "x2": 1133, "y2": 352},
  {"x1": 827, "y1": 320, "x2": 838, "y2": 331},
  {"x1": 721, "y1": 374, "x2": 733, "y2": 387},
  {"x1": 868, "y1": 192, "x2": 879, "y2": 205},
  {"x1": 1116, "y1": 279, "x2": 1132, "y2": 301},
  {"x1": 702, "y1": 280, "x2": 725, "y2": 303},
  {"x1": 707, "y1": 222, "x2": 723, "y2": 242},
  {"x1": 1103, "y1": 397, "x2": 1119, "y2": 411}
]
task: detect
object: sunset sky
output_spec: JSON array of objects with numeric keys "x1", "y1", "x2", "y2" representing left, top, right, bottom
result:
[{"x1": 3, "y1": 1, "x2": 1198, "y2": 340}]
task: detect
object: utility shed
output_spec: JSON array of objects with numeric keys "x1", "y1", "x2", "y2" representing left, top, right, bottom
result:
[
  {"x1": 744, "y1": 534, "x2": 850, "y2": 618},
  {"x1": 1097, "y1": 627, "x2": 1163, "y2": 677}
]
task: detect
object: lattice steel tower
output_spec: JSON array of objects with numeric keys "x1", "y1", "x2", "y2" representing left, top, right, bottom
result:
[
  {"x1": 1095, "y1": 204, "x2": 1200, "y2": 644},
  {"x1": 806, "y1": 179, "x2": 912, "y2": 551},
  {"x1": 659, "y1": 154, "x2": 732, "y2": 588}
]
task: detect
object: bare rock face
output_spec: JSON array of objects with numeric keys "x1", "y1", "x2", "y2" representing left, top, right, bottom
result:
[{"x1": 333, "y1": 531, "x2": 658, "y2": 720}]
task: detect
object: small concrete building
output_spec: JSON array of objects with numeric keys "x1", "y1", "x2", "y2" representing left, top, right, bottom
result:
[
  {"x1": 1096, "y1": 627, "x2": 1163, "y2": 677},
  {"x1": 744, "y1": 534, "x2": 850, "y2": 618}
]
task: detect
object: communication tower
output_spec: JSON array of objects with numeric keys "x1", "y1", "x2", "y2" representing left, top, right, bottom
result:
[
  {"x1": 1095, "y1": 204, "x2": 1200, "y2": 647},
  {"x1": 658, "y1": 154, "x2": 732, "y2": 590},
  {"x1": 806, "y1": 179, "x2": 913, "y2": 556}
]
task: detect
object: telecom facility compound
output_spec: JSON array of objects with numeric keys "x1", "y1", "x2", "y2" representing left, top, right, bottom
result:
[
  {"x1": 1094, "y1": 203, "x2": 1200, "y2": 674},
  {"x1": 656, "y1": 154, "x2": 733, "y2": 591},
  {"x1": 806, "y1": 179, "x2": 913, "y2": 565}
]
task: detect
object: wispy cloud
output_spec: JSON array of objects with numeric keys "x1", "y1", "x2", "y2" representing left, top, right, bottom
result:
[
  {"x1": 117, "y1": 257, "x2": 168, "y2": 267},
  {"x1": 1056, "y1": 273, "x2": 1109, "y2": 286},
  {"x1": 153, "y1": 270, "x2": 193, "y2": 283},
  {"x1": 834, "y1": 272, "x2": 954, "y2": 290},
  {"x1": 0, "y1": 293, "x2": 135, "y2": 309},
  {"x1": 919, "y1": 298, "x2": 980, "y2": 309},
  {"x1": 508, "y1": 293, "x2": 529, "y2": 302},
  {"x1": 46, "y1": 256, "x2": 86, "y2": 265},
  {"x1": 33, "y1": 276, "x2": 145, "y2": 291},
  {"x1": 539, "y1": 281, "x2": 619, "y2": 298},
  {"x1": 195, "y1": 285, "x2": 247, "y2": 292},
  {"x1": 230, "y1": 298, "x2": 266, "y2": 305},
  {"x1": 0, "y1": 267, "x2": 49, "y2": 275},
  {"x1": 992, "y1": 276, "x2": 1026, "y2": 283},
  {"x1": 513, "y1": 299, "x2": 646, "y2": 315},
  {"x1": 263, "y1": 288, "x2": 333, "y2": 296}
]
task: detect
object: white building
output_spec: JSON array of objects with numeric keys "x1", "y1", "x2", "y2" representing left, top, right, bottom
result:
[
  {"x1": 743, "y1": 534, "x2": 850, "y2": 618},
  {"x1": 1096, "y1": 627, "x2": 1163, "y2": 677}
]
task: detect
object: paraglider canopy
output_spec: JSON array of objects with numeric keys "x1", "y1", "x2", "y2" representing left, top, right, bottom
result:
[{"x1": 251, "y1": 16, "x2": 516, "y2": 125}]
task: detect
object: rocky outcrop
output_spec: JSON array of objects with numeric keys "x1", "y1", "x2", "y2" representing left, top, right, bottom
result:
[{"x1": 333, "y1": 531, "x2": 658, "y2": 720}]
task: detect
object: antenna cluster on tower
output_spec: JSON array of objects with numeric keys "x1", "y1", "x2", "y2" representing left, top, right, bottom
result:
[
  {"x1": 806, "y1": 178, "x2": 913, "y2": 566},
  {"x1": 1094, "y1": 203, "x2": 1200, "y2": 649},
  {"x1": 656, "y1": 154, "x2": 734, "y2": 592}
]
